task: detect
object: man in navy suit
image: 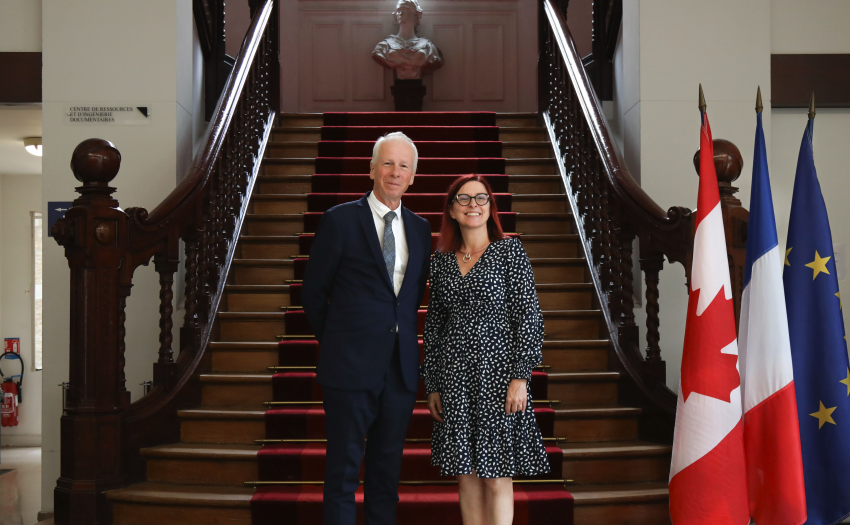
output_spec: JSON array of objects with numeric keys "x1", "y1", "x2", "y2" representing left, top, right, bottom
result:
[{"x1": 302, "y1": 132, "x2": 432, "y2": 525}]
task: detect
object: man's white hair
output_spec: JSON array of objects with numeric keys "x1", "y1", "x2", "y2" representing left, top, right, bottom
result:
[{"x1": 372, "y1": 132, "x2": 419, "y2": 174}]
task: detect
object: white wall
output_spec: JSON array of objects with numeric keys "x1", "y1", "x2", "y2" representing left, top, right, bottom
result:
[
  {"x1": 281, "y1": 0, "x2": 539, "y2": 113},
  {"x1": 40, "y1": 0, "x2": 203, "y2": 513},
  {"x1": 0, "y1": 0, "x2": 42, "y2": 52},
  {"x1": 0, "y1": 175, "x2": 43, "y2": 447}
]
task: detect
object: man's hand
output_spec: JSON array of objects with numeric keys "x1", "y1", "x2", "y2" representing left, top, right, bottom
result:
[
  {"x1": 427, "y1": 392, "x2": 444, "y2": 423},
  {"x1": 505, "y1": 379, "x2": 528, "y2": 414}
]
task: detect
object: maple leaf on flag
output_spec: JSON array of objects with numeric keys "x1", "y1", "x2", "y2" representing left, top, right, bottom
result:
[{"x1": 681, "y1": 287, "x2": 740, "y2": 403}]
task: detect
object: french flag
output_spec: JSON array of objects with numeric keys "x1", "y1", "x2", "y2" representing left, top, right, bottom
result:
[
  {"x1": 669, "y1": 102, "x2": 749, "y2": 525},
  {"x1": 738, "y1": 96, "x2": 806, "y2": 524}
]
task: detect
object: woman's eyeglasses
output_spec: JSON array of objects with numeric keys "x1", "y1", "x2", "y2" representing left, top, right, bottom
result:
[{"x1": 455, "y1": 193, "x2": 491, "y2": 206}]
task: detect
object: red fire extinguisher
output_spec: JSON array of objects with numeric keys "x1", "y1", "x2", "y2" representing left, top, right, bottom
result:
[{"x1": 0, "y1": 351, "x2": 23, "y2": 427}]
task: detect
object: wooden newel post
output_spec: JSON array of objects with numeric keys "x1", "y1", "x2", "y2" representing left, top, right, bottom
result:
[
  {"x1": 693, "y1": 139, "x2": 749, "y2": 328},
  {"x1": 51, "y1": 138, "x2": 128, "y2": 525}
]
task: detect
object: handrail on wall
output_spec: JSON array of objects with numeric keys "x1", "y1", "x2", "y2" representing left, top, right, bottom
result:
[
  {"x1": 49, "y1": 1, "x2": 280, "y2": 523},
  {"x1": 539, "y1": 0, "x2": 748, "y2": 438}
]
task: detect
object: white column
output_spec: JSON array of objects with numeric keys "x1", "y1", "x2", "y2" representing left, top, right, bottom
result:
[{"x1": 40, "y1": 0, "x2": 203, "y2": 514}]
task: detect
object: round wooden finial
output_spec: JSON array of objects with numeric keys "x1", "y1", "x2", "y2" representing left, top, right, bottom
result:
[
  {"x1": 693, "y1": 139, "x2": 744, "y2": 184},
  {"x1": 70, "y1": 139, "x2": 121, "y2": 186}
]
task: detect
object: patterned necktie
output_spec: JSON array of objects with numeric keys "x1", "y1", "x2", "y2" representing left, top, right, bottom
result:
[{"x1": 382, "y1": 211, "x2": 396, "y2": 287}]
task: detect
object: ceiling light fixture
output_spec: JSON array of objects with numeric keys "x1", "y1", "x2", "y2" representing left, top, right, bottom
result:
[{"x1": 24, "y1": 137, "x2": 42, "y2": 157}]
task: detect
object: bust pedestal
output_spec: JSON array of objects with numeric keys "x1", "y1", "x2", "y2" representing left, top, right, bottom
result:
[{"x1": 391, "y1": 79, "x2": 426, "y2": 111}]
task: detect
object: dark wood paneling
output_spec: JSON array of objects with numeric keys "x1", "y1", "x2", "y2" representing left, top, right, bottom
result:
[
  {"x1": 772, "y1": 54, "x2": 850, "y2": 108},
  {"x1": 0, "y1": 52, "x2": 41, "y2": 103}
]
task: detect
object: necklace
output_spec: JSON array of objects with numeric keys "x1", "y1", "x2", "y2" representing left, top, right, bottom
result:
[{"x1": 460, "y1": 244, "x2": 489, "y2": 263}]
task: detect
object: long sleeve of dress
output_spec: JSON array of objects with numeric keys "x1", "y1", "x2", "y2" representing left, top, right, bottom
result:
[
  {"x1": 505, "y1": 238, "x2": 545, "y2": 381},
  {"x1": 422, "y1": 252, "x2": 449, "y2": 395}
]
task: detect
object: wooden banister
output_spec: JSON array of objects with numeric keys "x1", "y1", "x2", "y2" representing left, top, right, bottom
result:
[
  {"x1": 540, "y1": 0, "x2": 750, "y2": 437},
  {"x1": 50, "y1": 2, "x2": 280, "y2": 523},
  {"x1": 540, "y1": 0, "x2": 684, "y2": 432}
]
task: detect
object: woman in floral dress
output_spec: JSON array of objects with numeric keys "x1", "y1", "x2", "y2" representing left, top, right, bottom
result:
[{"x1": 422, "y1": 174, "x2": 550, "y2": 525}]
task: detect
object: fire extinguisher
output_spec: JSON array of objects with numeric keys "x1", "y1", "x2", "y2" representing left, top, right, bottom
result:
[{"x1": 0, "y1": 351, "x2": 23, "y2": 427}]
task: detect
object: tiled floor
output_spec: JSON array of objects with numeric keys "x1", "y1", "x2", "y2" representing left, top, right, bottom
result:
[{"x1": 0, "y1": 447, "x2": 41, "y2": 525}]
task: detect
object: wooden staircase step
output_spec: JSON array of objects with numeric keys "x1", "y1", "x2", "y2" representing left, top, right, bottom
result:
[
  {"x1": 179, "y1": 407, "x2": 266, "y2": 444},
  {"x1": 542, "y1": 340, "x2": 609, "y2": 372},
  {"x1": 508, "y1": 174, "x2": 563, "y2": 194},
  {"x1": 519, "y1": 234, "x2": 580, "y2": 257},
  {"x1": 542, "y1": 310, "x2": 602, "y2": 340},
  {"x1": 516, "y1": 212, "x2": 574, "y2": 234},
  {"x1": 141, "y1": 443, "x2": 260, "y2": 486},
  {"x1": 232, "y1": 259, "x2": 295, "y2": 285},
  {"x1": 536, "y1": 283, "x2": 594, "y2": 310},
  {"x1": 265, "y1": 141, "x2": 319, "y2": 158},
  {"x1": 225, "y1": 285, "x2": 292, "y2": 312},
  {"x1": 250, "y1": 193, "x2": 308, "y2": 214},
  {"x1": 210, "y1": 342, "x2": 279, "y2": 372},
  {"x1": 546, "y1": 372, "x2": 619, "y2": 406},
  {"x1": 106, "y1": 482, "x2": 253, "y2": 525},
  {"x1": 505, "y1": 158, "x2": 557, "y2": 175},
  {"x1": 200, "y1": 373, "x2": 273, "y2": 406},
  {"x1": 495, "y1": 113, "x2": 539, "y2": 128},
  {"x1": 569, "y1": 482, "x2": 671, "y2": 525},
  {"x1": 244, "y1": 213, "x2": 305, "y2": 235},
  {"x1": 278, "y1": 113, "x2": 323, "y2": 127},
  {"x1": 499, "y1": 127, "x2": 549, "y2": 141},
  {"x1": 255, "y1": 174, "x2": 312, "y2": 194},
  {"x1": 239, "y1": 235, "x2": 301, "y2": 259},
  {"x1": 262, "y1": 158, "x2": 317, "y2": 176},
  {"x1": 560, "y1": 442, "x2": 672, "y2": 485},
  {"x1": 271, "y1": 126, "x2": 321, "y2": 142},
  {"x1": 502, "y1": 142, "x2": 553, "y2": 159},
  {"x1": 218, "y1": 312, "x2": 287, "y2": 342},
  {"x1": 528, "y1": 258, "x2": 588, "y2": 284},
  {"x1": 553, "y1": 406, "x2": 641, "y2": 443},
  {"x1": 511, "y1": 194, "x2": 567, "y2": 213}
]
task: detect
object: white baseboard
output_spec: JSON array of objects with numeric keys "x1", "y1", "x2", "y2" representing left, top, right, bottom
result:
[{"x1": 0, "y1": 434, "x2": 42, "y2": 447}]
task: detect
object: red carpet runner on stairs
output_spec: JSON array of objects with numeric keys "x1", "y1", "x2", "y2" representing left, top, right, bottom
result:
[{"x1": 250, "y1": 112, "x2": 574, "y2": 524}]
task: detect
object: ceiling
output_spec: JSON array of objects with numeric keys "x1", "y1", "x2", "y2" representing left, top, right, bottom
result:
[{"x1": 0, "y1": 105, "x2": 42, "y2": 176}]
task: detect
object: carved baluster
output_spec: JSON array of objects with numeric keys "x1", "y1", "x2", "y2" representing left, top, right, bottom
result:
[
  {"x1": 619, "y1": 225, "x2": 636, "y2": 328},
  {"x1": 181, "y1": 228, "x2": 201, "y2": 354},
  {"x1": 598, "y1": 171, "x2": 612, "y2": 293},
  {"x1": 118, "y1": 285, "x2": 131, "y2": 408},
  {"x1": 154, "y1": 254, "x2": 179, "y2": 389},
  {"x1": 640, "y1": 254, "x2": 664, "y2": 362}
]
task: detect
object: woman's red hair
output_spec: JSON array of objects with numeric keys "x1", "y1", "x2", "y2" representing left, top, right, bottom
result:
[{"x1": 436, "y1": 174, "x2": 506, "y2": 253}]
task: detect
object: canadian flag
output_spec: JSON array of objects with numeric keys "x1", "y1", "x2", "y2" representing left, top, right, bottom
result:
[{"x1": 668, "y1": 111, "x2": 750, "y2": 525}]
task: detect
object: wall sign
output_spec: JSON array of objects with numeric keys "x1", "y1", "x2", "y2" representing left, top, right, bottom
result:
[
  {"x1": 66, "y1": 105, "x2": 151, "y2": 125},
  {"x1": 48, "y1": 202, "x2": 74, "y2": 237},
  {"x1": 4, "y1": 339, "x2": 20, "y2": 354}
]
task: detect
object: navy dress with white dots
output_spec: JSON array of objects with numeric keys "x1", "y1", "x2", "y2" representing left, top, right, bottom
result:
[{"x1": 421, "y1": 237, "x2": 550, "y2": 478}]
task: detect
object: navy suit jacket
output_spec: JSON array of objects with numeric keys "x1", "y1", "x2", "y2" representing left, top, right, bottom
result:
[{"x1": 302, "y1": 193, "x2": 432, "y2": 392}]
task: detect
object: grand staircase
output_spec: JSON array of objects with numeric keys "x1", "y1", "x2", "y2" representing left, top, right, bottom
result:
[{"x1": 105, "y1": 111, "x2": 673, "y2": 525}]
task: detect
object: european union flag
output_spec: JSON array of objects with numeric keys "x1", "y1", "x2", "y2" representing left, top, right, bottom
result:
[{"x1": 784, "y1": 115, "x2": 850, "y2": 525}]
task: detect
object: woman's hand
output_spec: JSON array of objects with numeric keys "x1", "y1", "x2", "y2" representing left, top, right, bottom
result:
[
  {"x1": 427, "y1": 392, "x2": 444, "y2": 423},
  {"x1": 505, "y1": 379, "x2": 528, "y2": 415}
]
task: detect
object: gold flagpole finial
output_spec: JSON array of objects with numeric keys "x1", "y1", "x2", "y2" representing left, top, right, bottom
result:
[
  {"x1": 699, "y1": 84, "x2": 707, "y2": 113},
  {"x1": 808, "y1": 92, "x2": 816, "y2": 120},
  {"x1": 755, "y1": 86, "x2": 763, "y2": 114}
]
